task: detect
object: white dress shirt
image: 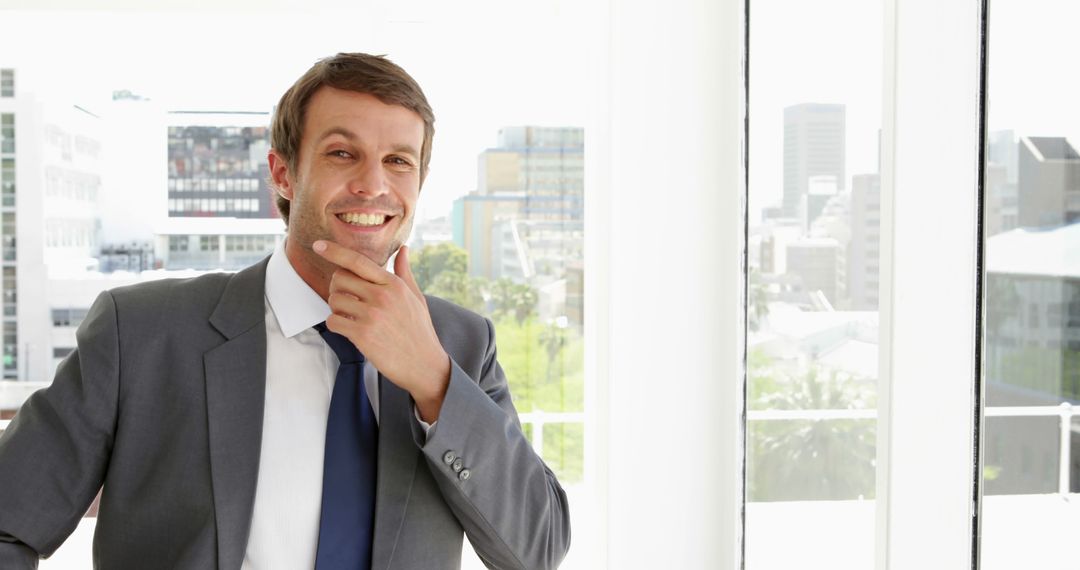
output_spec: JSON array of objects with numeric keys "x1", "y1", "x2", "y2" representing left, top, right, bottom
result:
[{"x1": 242, "y1": 242, "x2": 430, "y2": 569}]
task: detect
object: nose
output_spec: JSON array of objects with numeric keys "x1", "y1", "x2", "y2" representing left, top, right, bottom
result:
[{"x1": 348, "y1": 159, "x2": 389, "y2": 197}]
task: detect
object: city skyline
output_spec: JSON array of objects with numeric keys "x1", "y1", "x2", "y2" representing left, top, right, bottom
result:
[{"x1": 0, "y1": 7, "x2": 589, "y2": 224}]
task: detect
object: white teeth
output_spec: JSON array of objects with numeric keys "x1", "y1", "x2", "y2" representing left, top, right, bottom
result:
[{"x1": 339, "y1": 212, "x2": 388, "y2": 226}]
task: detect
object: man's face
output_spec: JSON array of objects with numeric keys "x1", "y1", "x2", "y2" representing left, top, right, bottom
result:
[{"x1": 273, "y1": 86, "x2": 424, "y2": 268}]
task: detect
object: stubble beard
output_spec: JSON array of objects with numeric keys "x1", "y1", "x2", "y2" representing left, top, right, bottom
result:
[{"x1": 288, "y1": 180, "x2": 414, "y2": 269}]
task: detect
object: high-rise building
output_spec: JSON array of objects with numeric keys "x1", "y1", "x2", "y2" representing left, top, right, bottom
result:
[
  {"x1": 805, "y1": 175, "x2": 840, "y2": 233},
  {"x1": 159, "y1": 112, "x2": 281, "y2": 269},
  {"x1": 457, "y1": 127, "x2": 584, "y2": 279},
  {"x1": 786, "y1": 238, "x2": 845, "y2": 309},
  {"x1": 989, "y1": 129, "x2": 1019, "y2": 185},
  {"x1": 848, "y1": 174, "x2": 880, "y2": 310},
  {"x1": 0, "y1": 67, "x2": 15, "y2": 380},
  {"x1": 985, "y1": 163, "x2": 1018, "y2": 237},
  {"x1": 453, "y1": 193, "x2": 527, "y2": 279},
  {"x1": 755, "y1": 218, "x2": 802, "y2": 276},
  {"x1": 453, "y1": 126, "x2": 584, "y2": 323},
  {"x1": 477, "y1": 126, "x2": 584, "y2": 221},
  {"x1": 1017, "y1": 136, "x2": 1080, "y2": 229},
  {"x1": 0, "y1": 68, "x2": 106, "y2": 381},
  {"x1": 783, "y1": 103, "x2": 846, "y2": 220},
  {"x1": 167, "y1": 113, "x2": 274, "y2": 219}
]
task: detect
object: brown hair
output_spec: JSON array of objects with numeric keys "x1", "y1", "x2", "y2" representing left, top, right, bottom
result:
[{"x1": 270, "y1": 53, "x2": 435, "y2": 224}]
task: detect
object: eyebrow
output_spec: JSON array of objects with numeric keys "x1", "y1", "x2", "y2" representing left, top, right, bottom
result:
[{"x1": 315, "y1": 127, "x2": 421, "y2": 160}]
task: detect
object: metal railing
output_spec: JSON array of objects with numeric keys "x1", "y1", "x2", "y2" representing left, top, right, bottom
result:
[
  {"x1": 984, "y1": 403, "x2": 1076, "y2": 496},
  {"x1": 0, "y1": 410, "x2": 590, "y2": 454},
  {"x1": 748, "y1": 403, "x2": 1078, "y2": 496},
  {"x1": 518, "y1": 411, "x2": 586, "y2": 457},
  {"x1": 4, "y1": 403, "x2": 1072, "y2": 493}
]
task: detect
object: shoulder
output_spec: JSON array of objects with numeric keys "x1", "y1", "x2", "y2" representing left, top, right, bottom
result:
[
  {"x1": 426, "y1": 295, "x2": 493, "y2": 345},
  {"x1": 107, "y1": 271, "x2": 234, "y2": 316},
  {"x1": 102, "y1": 257, "x2": 267, "y2": 334}
]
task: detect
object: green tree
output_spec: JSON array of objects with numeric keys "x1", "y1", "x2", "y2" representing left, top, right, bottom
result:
[
  {"x1": 985, "y1": 275, "x2": 1020, "y2": 337},
  {"x1": 410, "y1": 243, "x2": 583, "y2": 482},
  {"x1": 493, "y1": 315, "x2": 585, "y2": 483},
  {"x1": 748, "y1": 359, "x2": 877, "y2": 501},
  {"x1": 412, "y1": 242, "x2": 469, "y2": 292},
  {"x1": 748, "y1": 268, "x2": 770, "y2": 332},
  {"x1": 540, "y1": 322, "x2": 570, "y2": 469},
  {"x1": 411, "y1": 242, "x2": 487, "y2": 312},
  {"x1": 490, "y1": 277, "x2": 538, "y2": 324}
]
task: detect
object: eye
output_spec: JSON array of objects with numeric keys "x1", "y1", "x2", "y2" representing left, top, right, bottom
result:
[
  {"x1": 327, "y1": 149, "x2": 352, "y2": 159},
  {"x1": 386, "y1": 155, "x2": 415, "y2": 168}
]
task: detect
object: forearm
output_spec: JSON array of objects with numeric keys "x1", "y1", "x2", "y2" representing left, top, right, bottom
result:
[
  {"x1": 417, "y1": 361, "x2": 571, "y2": 570},
  {"x1": 0, "y1": 532, "x2": 39, "y2": 569},
  {"x1": 0, "y1": 290, "x2": 119, "y2": 561}
]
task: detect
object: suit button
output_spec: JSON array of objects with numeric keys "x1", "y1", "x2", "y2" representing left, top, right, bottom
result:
[
  {"x1": 452, "y1": 458, "x2": 464, "y2": 472},
  {"x1": 459, "y1": 469, "x2": 471, "y2": 481},
  {"x1": 443, "y1": 451, "x2": 457, "y2": 465}
]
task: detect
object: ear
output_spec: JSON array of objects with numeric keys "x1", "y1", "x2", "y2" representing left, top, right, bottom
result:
[{"x1": 267, "y1": 149, "x2": 295, "y2": 201}]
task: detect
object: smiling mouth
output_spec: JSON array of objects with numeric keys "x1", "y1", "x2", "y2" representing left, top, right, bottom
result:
[{"x1": 337, "y1": 212, "x2": 392, "y2": 227}]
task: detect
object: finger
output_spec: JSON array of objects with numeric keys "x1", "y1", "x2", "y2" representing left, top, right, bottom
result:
[
  {"x1": 393, "y1": 246, "x2": 425, "y2": 301},
  {"x1": 328, "y1": 268, "x2": 380, "y2": 301},
  {"x1": 313, "y1": 240, "x2": 390, "y2": 285},
  {"x1": 327, "y1": 291, "x2": 371, "y2": 322},
  {"x1": 325, "y1": 312, "x2": 365, "y2": 343}
]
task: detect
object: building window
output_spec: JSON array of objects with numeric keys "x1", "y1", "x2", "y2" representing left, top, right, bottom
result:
[
  {"x1": 1, "y1": 158, "x2": 14, "y2": 205},
  {"x1": 51, "y1": 308, "x2": 89, "y2": 328},
  {"x1": 0, "y1": 69, "x2": 12, "y2": 98},
  {"x1": 1, "y1": 114, "x2": 14, "y2": 154},
  {"x1": 199, "y1": 235, "x2": 218, "y2": 252},
  {"x1": 168, "y1": 235, "x2": 188, "y2": 252}
]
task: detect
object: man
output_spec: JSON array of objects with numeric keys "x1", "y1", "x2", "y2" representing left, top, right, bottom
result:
[{"x1": 0, "y1": 53, "x2": 570, "y2": 569}]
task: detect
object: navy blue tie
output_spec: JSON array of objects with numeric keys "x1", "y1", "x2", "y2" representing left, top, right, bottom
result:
[{"x1": 314, "y1": 322, "x2": 378, "y2": 570}]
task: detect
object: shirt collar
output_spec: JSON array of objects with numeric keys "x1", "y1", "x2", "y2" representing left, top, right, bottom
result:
[{"x1": 265, "y1": 239, "x2": 331, "y2": 338}]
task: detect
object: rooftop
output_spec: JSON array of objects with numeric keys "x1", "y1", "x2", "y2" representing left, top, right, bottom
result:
[
  {"x1": 1023, "y1": 136, "x2": 1080, "y2": 161},
  {"x1": 986, "y1": 223, "x2": 1080, "y2": 279}
]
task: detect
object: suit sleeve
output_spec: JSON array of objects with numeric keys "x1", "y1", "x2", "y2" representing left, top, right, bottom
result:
[
  {"x1": 415, "y1": 317, "x2": 571, "y2": 570},
  {"x1": 0, "y1": 290, "x2": 121, "y2": 565}
]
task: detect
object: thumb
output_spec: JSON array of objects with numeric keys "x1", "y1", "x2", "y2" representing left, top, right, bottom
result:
[{"x1": 394, "y1": 245, "x2": 425, "y2": 300}]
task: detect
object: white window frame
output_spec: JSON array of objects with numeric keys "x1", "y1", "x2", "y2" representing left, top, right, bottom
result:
[
  {"x1": 586, "y1": 0, "x2": 987, "y2": 567},
  {"x1": 875, "y1": 0, "x2": 985, "y2": 567},
  {"x1": 586, "y1": 0, "x2": 746, "y2": 567}
]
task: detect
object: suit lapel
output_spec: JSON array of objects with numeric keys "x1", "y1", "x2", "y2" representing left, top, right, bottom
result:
[
  {"x1": 204, "y1": 259, "x2": 270, "y2": 570},
  {"x1": 371, "y1": 374, "x2": 420, "y2": 570}
]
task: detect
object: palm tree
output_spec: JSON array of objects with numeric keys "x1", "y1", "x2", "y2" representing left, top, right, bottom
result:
[
  {"x1": 539, "y1": 321, "x2": 569, "y2": 468},
  {"x1": 748, "y1": 268, "x2": 770, "y2": 332},
  {"x1": 749, "y1": 365, "x2": 877, "y2": 501},
  {"x1": 491, "y1": 277, "x2": 538, "y2": 324}
]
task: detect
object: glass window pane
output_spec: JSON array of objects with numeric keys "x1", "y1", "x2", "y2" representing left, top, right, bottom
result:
[
  {"x1": 982, "y1": 1, "x2": 1080, "y2": 567},
  {"x1": 747, "y1": 1, "x2": 882, "y2": 568},
  {"x1": 0, "y1": 5, "x2": 587, "y2": 568}
]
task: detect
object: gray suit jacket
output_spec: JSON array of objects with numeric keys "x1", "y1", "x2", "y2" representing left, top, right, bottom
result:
[{"x1": 0, "y1": 258, "x2": 570, "y2": 569}]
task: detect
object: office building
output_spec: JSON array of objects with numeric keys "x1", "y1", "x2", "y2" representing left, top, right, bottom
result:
[
  {"x1": 167, "y1": 113, "x2": 274, "y2": 219},
  {"x1": 783, "y1": 103, "x2": 845, "y2": 218},
  {"x1": 984, "y1": 223, "x2": 1080, "y2": 493},
  {"x1": 1, "y1": 69, "x2": 106, "y2": 381},
  {"x1": 786, "y1": 238, "x2": 845, "y2": 309},
  {"x1": 457, "y1": 127, "x2": 584, "y2": 277},
  {"x1": 848, "y1": 174, "x2": 880, "y2": 310},
  {"x1": 1017, "y1": 136, "x2": 1080, "y2": 229}
]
